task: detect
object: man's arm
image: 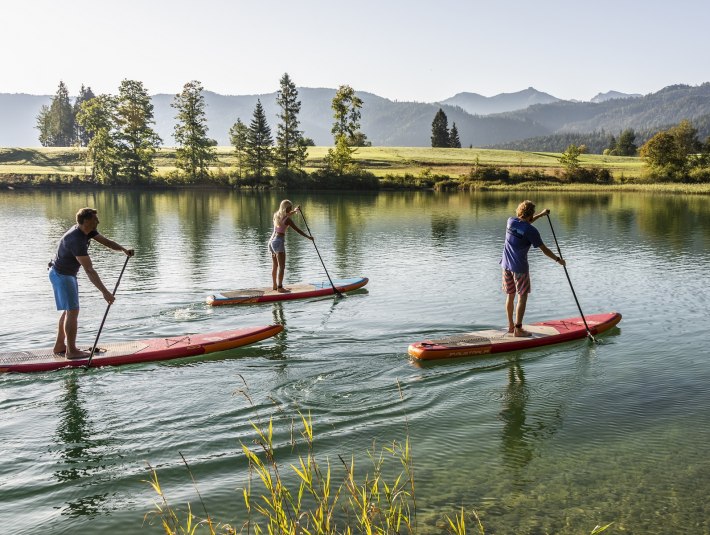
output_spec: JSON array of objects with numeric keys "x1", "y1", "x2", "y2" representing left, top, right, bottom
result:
[
  {"x1": 539, "y1": 243, "x2": 566, "y2": 266},
  {"x1": 76, "y1": 255, "x2": 115, "y2": 304},
  {"x1": 93, "y1": 234, "x2": 134, "y2": 256},
  {"x1": 531, "y1": 208, "x2": 550, "y2": 223}
]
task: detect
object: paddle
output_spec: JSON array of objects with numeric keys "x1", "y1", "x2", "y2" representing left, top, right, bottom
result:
[
  {"x1": 545, "y1": 214, "x2": 596, "y2": 342},
  {"x1": 298, "y1": 209, "x2": 343, "y2": 298},
  {"x1": 85, "y1": 255, "x2": 131, "y2": 369}
]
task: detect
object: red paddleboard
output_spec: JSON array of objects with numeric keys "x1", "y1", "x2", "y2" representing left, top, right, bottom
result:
[
  {"x1": 0, "y1": 325, "x2": 283, "y2": 373},
  {"x1": 207, "y1": 277, "x2": 368, "y2": 306},
  {"x1": 408, "y1": 312, "x2": 621, "y2": 361}
]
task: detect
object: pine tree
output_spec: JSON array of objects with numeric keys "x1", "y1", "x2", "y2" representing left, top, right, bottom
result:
[
  {"x1": 36, "y1": 81, "x2": 75, "y2": 146},
  {"x1": 172, "y1": 80, "x2": 216, "y2": 181},
  {"x1": 36, "y1": 105, "x2": 53, "y2": 147},
  {"x1": 616, "y1": 129, "x2": 638, "y2": 156},
  {"x1": 74, "y1": 85, "x2": 96, "y2": 147},
  {"x1": 229, "y1": 118, "x2": 248, "y2": 178},
  {"x1": 245, "y1": 99, "x2": 273, "y2": 179},
  {"x1": 115, "y1": 79, "x2": 162, "y2": 183},
  {"x1": 449, "y1": 122, "x2": 461, "y2": 148},
  {"x1": 275, "y1": 73, "x2": 307, "y2": 171},
  {"x1": 431, "y1": 108, "x2": 449, "y2": 147}
]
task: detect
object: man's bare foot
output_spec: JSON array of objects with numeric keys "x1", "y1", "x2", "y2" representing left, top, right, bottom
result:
[
  {"x1": 514, "y1": 326, "x2": 532, "y2": 337},
  {"x1": 507, "y1": 325, "x2": 515, "y2": 334},
  {"x1": 277, "y1": 286, "x2": 290, "y2": 293},
  {"x1": 53, "y1": 346, "x2": 67, "y2": 355},
  {"x1": 65, "y1": 349, "x2": 91, "y2": 360}
]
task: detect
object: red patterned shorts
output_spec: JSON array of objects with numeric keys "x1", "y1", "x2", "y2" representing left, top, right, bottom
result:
[{"x1": 502, "y1": 270, "x2": 530, "y2": 295}]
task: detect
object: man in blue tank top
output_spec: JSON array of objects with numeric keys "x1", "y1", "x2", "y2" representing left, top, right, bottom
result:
[
  {"x1": 48, "y1": 208, "x2": 134, "y2": 359},
  {"x1": 500, "y1": 200, "x2": 565, "y2": 337}
]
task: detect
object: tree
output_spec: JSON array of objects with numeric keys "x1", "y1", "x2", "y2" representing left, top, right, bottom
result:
[
  {"x1": 115, "y1": 79, "x2": 161, "y2": 183},
  {"x1": 324, "y1": 135, "x2": 356, "y2": 176},
  {"x1": 245, "y1": 99, "x2": 273, "y2": 179},
  {"x1": 76, "y1": 94, "x2": 120, "y2": 184},
  {"x1": 640, "y1": 120, "x2": 702, "y2": 180},
  {"x1": 559, "y1": 144, "x2": 582, "y2": 171},
  {"x1": 74, "y1": 85, "x2": 96, "y2": 147},
  {"x1": 331, "y1": 85, "x2": 368, "y2": 146},
  {"x1": 616, "y1": 128, "x2": 638, "y2": 156},
  {"x1": 172, "y1": 80, "x2": 216, "y2": 181},
  {"x1": 229, "y1": 118, "x2": 249, "y2": 178},
  {"x1": 449, "y1": 122, "x2": 461, "y2": 148},
  {"x1": 274, "y1": 73, "x2": 307, "y2": 171},
  {"x1": 431, "y1": 108, "x2": 449, "y2": 147},
  {"x1": 36, "y1": 81, "x2": 75, "y2": 146},
  {"x1": 36, "y1": 105, "x2": 53, "y2": 147}
]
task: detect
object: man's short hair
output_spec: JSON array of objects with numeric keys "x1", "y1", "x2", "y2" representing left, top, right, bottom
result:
[
  {"x1": 76, "y1": 207, "x2": 98, "y2": 225},
  {"x1": 516, "y1": 200, "x2": 535, "y2": 219}
]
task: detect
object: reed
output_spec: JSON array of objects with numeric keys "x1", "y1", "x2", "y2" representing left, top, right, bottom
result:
[{"x1": 145, "y1": 380, "x2": 614, "y2": 534}]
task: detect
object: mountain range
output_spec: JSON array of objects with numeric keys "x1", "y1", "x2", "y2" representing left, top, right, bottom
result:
[{"x1": 1, "y1": 84, "x2": 708, "y2": 150}]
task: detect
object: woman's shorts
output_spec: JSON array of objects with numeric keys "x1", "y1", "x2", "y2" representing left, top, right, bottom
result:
[
  {"x1": 502, "y1": 269, "x2": 531, "y2": 295},
  {"x1": 268, "y1": 235, "x2": 285, "y2": 254},
  {"x1": 49, "y1": 268, "x2": 80, "y2": 310}
]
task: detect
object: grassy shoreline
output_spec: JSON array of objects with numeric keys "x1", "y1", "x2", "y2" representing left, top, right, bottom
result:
[{"x1": 2, "y1": 146, "x2": 709, "y2": 194}]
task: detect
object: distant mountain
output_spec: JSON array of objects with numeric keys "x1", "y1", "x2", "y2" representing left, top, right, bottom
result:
[
  {"x1": 1, "y1": 83, "x2": 709, "y2": 150},
  {"x1": 0, "y1": 93, "x2": 50, "y2": 147},
  {"x1": 591, "y1": 90, "x2": 642, "y2": 103},
  {"x1": 440, "y1": 87, "x2": 560, "y2": 115}
]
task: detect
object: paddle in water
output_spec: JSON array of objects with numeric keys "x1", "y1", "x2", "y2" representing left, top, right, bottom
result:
[
  {"x1": 545, "y1": 214, "x2": 596, "y2": 342},
  {"x1": 85, "y1": 255, "x2": 131, "y2": 368},
  {"x1": 299, "y1": 209, "x2": 343, "y2": 298}
]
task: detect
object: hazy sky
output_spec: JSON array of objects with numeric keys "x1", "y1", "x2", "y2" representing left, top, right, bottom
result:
[{"x1": 3, "y1": 0, "x2": 707, "y2": 102}]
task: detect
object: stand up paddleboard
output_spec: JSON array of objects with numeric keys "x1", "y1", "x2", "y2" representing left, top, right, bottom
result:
[
  {"x1": 207, "y1": 277, "x2": 368, "y2": 306},
  {"x1": 0, "y1": 325, "x2": 283, "y2": 373},
  {"x1": 408, "y1": 312, "x2": 621, "y2": 361}
]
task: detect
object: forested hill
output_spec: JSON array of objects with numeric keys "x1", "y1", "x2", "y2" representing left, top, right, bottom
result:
[
  {"x1": 487, "y1": 84, "x2": 710, "y2": 152},
  {"x1": 2, "y1": 83, "x2": 710, "y2": 149}
]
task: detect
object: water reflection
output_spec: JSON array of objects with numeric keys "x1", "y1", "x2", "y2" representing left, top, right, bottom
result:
[
  {"x1": 53, "y1": 373, "x2": 109, "y2": 517},
  {"x1": 431, "y1": 212, "x2": 459, "y2": 246}
]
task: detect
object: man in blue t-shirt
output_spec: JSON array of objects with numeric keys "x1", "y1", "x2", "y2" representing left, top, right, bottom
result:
[
  {"x1": 49, "y1": 207, "x2": 134, "y2": 359},
  {"x1": 500, "y1": 200, "x2": 565, "y2": 337}
]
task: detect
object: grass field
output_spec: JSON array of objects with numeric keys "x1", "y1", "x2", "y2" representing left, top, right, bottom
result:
[{"x1": 0, "y1": 146, "x2": 646, "y2": 179}]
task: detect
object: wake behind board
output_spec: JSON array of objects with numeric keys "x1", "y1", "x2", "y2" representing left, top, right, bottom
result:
[
  {"x1": 207, "y1": 277, "x2": 368, "y2": 306},
  {"x1": 0, "y1": 325, "x2": 283, "y2": 373},
  {"x1": 408, "y1": 312, "x2": 621, "y2": 361}
]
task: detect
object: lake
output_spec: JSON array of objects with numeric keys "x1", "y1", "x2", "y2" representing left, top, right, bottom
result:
[{"x1": 1, "y1": 188, "x2": 709, "y2": 534}]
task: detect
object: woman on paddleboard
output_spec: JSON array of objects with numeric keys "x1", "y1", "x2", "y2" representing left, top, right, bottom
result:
[
  {"x1": 500, "y1": 200, "x2": 565, "y2": 337},
  {"x1": 268, "y1": 199, "x2": 313, "y2": 293}
]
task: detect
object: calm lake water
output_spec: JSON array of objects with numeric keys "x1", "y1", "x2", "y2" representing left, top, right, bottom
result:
[{"x1": 1, "y1": 188, "x2": 709, "y2": 534}]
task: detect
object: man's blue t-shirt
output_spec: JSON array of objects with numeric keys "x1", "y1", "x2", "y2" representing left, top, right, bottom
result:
[
  {"x1": 500, "y1": 217, "x2": 543, "y2": 274},
  {"x1": 52, "y1": 225, "x2": 99, "y2": 276}
]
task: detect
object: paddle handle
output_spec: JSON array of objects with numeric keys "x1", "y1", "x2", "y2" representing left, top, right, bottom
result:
[
  {"x1": 299, "y1": 210, "x2": 343, "y2": 297},
  {"x1": 86, "y1": 255, "x2": 131, "y2": 368},
  {"x1": 546, "y1": 214, "x2": 596, "y2": 342}
]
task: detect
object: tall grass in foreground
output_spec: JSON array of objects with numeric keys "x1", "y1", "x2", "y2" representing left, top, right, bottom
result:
[{"x1": 145, "y1": 381, "x2": 612, "y2": 534}]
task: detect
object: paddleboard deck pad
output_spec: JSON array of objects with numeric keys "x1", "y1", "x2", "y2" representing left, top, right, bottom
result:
[
  {"x1": 0, "y1": 325, "x2": 283, "y2": 373},
  {"x1": 207, "y1": 277, "x2": 368, "y2": 306},
  {"x1": 408, "y1": 312, "x2": 621, "y2": 360}
]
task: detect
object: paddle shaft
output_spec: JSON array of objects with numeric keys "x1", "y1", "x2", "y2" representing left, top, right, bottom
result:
[
  {"x1": 299, "y1": 210, "x2": 343, "y2": 297},
  {"x1": 545, "y1": 214, "x2": 596, "y2": 342},
  {"x1": 85, "y1": 255, "x2": 131, "y2": 368}
]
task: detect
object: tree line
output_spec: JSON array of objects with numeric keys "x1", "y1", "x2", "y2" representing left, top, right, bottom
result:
[{"x1": 36, "y1": 76, "x2": 370, "y2": 185}]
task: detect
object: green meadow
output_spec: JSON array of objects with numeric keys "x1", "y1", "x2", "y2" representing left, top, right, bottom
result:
[
  {"x1": 0, "y1": 145, "x2": 644, "y2": 178},
  {"x1": 4, "y1": 145, "x2": 710, "y2": 194}
]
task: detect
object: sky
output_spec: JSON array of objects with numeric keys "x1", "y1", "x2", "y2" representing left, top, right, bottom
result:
[{"x1": 2, "y1": 0, "x2": 708, "y2": 102}]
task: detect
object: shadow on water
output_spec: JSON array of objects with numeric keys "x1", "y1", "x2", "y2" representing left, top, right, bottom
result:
[{"x1": 53, "y1": 373, "x2": 109, "y2": 518}]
